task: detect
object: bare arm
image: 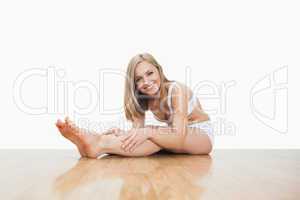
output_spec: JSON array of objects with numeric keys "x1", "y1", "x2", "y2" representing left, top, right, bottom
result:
[{"x1": 124, "y1": 83, "x2": 189, "y2": 151}]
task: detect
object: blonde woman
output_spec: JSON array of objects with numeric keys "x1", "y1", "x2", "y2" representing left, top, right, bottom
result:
[{"x1": 56, "y1": 53, "x2": 214, "y2": 158}]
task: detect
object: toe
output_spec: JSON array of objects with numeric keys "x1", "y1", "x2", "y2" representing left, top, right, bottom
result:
[
  {"x1": 65, "y1": 117, "x2": 73, "y2": 128},
  {"x1": 65, "y1": 117, "x2": 78, "y2": 130},
  {"x1": 65, "y1": 116, "x2": 75, "y2": 127},
  {"x1": 56, "y1": 119, "x2": 65, "y2": 129}
]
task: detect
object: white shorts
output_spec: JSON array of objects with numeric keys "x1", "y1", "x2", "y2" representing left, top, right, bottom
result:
[{"x1": 188, "y1": 120, "x2": 214, "y2": 145}]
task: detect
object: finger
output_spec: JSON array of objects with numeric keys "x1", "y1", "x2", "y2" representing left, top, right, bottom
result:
[
  {"x1": 120, "y1": 134, "x2": 130, "y2": 142},
  {"x1": 125, "y1": 133, "x2": 137, "y2": 146},
  {"x1": 129, "y1": 141, "x2": 139, "y2": 152},
  {"x1": 120, "y1": 132, "x2": 133, "y2": 143},
  {"x1": 124, "y1": 137, "x2": 137, "y2": 151},
  {"x1": 126, "y1": 135, "x2": 138, "y2": 151},
  {"x1": 126, "y1": 141, "x2": 136, "y2": 152},
  {"x1": 121, "y1": 129, "x2": 138, "y2": 142},
  {"x1": 122, "y1": 133, "x2": 137, "y2": 150},
  {"x1": 122, "y1": 135, "x2": 134, "y2": 150}
]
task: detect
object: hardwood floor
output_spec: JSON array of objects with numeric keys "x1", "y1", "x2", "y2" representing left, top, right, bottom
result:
[{"x1": 0, "y1": 150, "x2": 299, "y2": 200}]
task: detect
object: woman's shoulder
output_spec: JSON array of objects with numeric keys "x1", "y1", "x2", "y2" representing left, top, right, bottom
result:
[{"x1": 168, "y1": 81, "x2": 193, "y2": 96}]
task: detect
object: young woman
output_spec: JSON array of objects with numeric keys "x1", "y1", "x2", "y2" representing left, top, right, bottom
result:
[{"x1": 55, "y1": 53, "x2": 214, "y2": 158}]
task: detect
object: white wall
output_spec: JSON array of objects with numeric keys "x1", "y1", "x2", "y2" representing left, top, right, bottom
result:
[{"x1": 0, "y1": 0, "x2": 299, "y2": 149}]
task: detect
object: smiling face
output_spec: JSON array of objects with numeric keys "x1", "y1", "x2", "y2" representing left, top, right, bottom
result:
[{"x1": 134, "y1": 61, "x2": 161, "y2": 97}]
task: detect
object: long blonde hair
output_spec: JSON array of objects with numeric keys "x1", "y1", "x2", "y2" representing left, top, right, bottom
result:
[{"x1": 124, "y1": 53, "x2": 172, "y2": 122}]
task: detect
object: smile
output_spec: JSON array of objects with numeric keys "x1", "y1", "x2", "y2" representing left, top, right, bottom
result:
[{"x1": 146, "y1": 85, "x2": 154, "y2": 90}]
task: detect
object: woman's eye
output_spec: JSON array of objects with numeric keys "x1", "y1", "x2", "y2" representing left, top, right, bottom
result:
[{"x1": 147, "y1": 71, "x2": 153, "y2": 75}]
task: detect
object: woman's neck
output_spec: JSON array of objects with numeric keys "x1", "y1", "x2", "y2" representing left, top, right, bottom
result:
[{"x1": 148, "y1": 98, "x2": 160, "y2": 110}]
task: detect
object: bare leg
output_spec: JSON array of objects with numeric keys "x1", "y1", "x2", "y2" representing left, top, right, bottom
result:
[
  {"x1": 102, "y1": 134, "x2": 162, "y2": 157},
  {"x1": 154, "y1": 127, "x2": 213, "y2": 155},
  {"x1": 55, "y1": 118, "x2": 162, "y2": 158},
  {"x1": 173, "y1": 128, "x2": 212, "y2": 154},
  {"x1": 103, "y1": 126, "x2": 212, "y2": 156},
  {"x1": 141, "y1": 125, "x2": 212, "y2": 155},
  {"x1": 55, "y1": 118, "x2": 212, "y2": 158}
]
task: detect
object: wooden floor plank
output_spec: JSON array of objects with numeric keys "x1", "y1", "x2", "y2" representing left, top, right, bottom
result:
[{"x1": 0, "y1": 150, "x2": 299, "y2": 200}]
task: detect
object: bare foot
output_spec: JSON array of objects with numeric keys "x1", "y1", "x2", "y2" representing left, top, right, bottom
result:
[{"x1": 55, "y1": 117, "x2": 105, "y2": 158}]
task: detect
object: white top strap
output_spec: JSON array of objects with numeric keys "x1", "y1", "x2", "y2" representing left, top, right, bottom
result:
[
  {"x1": 167, "y1": 82, "x2": 177, "y2": 113},
  {"x1": 188, "y1": 94, "x2": 197, "y2": 114}
]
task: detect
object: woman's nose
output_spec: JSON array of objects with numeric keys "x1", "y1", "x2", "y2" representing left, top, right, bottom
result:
[{"x1": 143, "y1": 78, "x2": 151, "y2": 85}]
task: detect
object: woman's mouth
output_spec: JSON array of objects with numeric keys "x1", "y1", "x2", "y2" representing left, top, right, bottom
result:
[{"x1": 146, "y1": 84, "x2": 154, "y2": 91}]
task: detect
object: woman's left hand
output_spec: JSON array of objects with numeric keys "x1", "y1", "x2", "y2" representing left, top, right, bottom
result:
[{"x1": 121, "y1": 128, "x2": 150, "y2": 152}]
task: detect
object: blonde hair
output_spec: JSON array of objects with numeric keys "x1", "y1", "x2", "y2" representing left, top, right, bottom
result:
[{"x1": 124, "y1": 53, "x2": 172, "y2": 122}]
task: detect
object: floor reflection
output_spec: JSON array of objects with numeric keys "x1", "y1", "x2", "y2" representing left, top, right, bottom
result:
[{"x1": 52, "y1": 152, "x2": 212, "y2": 200}]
